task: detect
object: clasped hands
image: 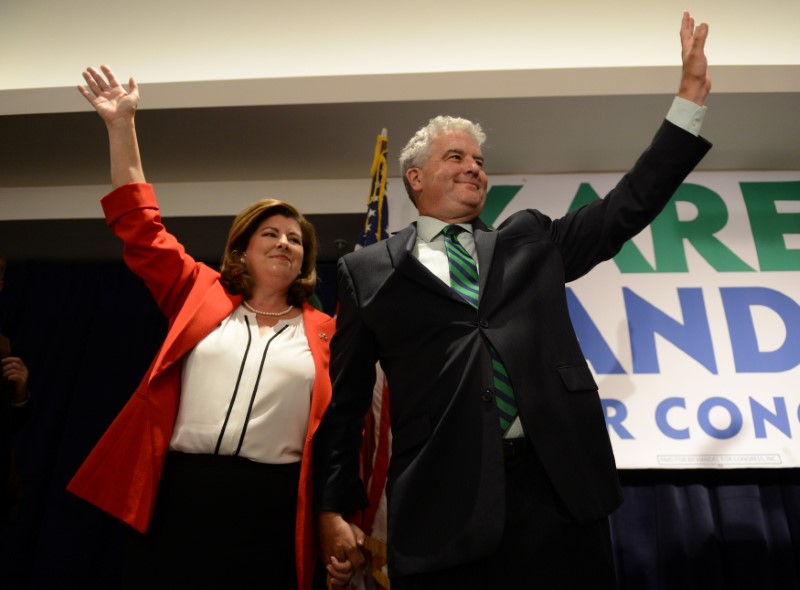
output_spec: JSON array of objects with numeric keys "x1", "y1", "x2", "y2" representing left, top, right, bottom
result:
[{"x1": 317, "y1": 512, "x2": 367, "y2": 588}]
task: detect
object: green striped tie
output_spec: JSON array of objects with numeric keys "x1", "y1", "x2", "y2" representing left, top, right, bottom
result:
[{"x1": 442, "y1": 225, "x2": 518, "y2": 432}]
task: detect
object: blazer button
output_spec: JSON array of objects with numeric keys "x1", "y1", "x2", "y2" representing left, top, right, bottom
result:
[
  {"x1": 482, "y1": 389, "x2": 493, "y2": 402},
  {"x1": 479, "y1": 320, "x2": 489, "y2": 328}
]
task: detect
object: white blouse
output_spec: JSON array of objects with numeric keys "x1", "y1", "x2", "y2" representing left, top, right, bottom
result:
[{"x1": 169, "y1": 305, "x2": 315, "y2": 464}]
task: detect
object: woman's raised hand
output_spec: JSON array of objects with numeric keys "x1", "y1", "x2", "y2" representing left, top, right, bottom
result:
[
  {"x1": 78, "y1": 65, "x2": 146, "y2": 187},
  {"x1": 78, "y1": 65, "x2": 139, "y2": 125}
]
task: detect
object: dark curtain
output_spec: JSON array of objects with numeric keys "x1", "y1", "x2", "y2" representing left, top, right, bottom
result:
[
  {"x1": 0, "y1": 261, "x2": 166, "y2": 588},
  {"x1": 612, "y1": 470, "x2": 800, "y2": 589},
  {"x1": 0, "y1": 260, "x2": 798, "y2": 589}
]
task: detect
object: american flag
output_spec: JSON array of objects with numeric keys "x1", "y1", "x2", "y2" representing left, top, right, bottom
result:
[
  {"x1": 355, "y1": 130, "x2": 392, "y2": 590},
  {"x1": 356, "y1": 130, "x2": 389, "y2": 249}
]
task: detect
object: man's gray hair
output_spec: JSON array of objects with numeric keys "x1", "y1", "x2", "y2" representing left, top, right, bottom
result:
[{"x1": 398, "y1": 116, "x2": 486, "y2": 203}]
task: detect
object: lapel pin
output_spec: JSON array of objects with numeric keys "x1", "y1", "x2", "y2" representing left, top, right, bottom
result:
[{"x1": 318, "y1": 333, "x2": 328, "y2": 341}]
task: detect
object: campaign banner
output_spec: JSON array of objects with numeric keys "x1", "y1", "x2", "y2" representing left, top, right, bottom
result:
[{"x1": 388, "y1": 171, "x2": 800, "y2": 468}]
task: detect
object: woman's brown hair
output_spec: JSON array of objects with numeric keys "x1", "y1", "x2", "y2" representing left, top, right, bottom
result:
[{"x1": 220, "y1": 199, "x2": 318, "y2": 306}]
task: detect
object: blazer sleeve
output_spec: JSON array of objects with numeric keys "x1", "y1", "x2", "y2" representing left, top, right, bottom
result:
[
  {"x1": 550, "y1": 120, "x2": 712, "y2": 281},
  {"x1": 311, "y1": 257, "x2": 373, "y2": 515},
  {"x1": 101, "y1": 182, "x2": 204, "y2": 319}
]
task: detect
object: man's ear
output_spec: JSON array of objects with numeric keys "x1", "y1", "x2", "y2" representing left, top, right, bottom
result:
[{"x1": 406, "y1": 167, "x2": 423, "y2": 193}]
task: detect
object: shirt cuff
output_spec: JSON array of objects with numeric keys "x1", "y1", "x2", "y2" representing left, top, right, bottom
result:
[{"x1": 666, "y1": 96, "x2": 707, "y2": 137}]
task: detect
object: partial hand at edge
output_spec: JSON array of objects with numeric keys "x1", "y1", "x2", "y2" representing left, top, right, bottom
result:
[{"x1": 1, "y1": 356, "x2": 29, "y2": 404}]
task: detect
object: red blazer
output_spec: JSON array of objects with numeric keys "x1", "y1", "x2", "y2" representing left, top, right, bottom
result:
[{"x1": 67, "y1": 183, "x2": 335, "y2": 590}]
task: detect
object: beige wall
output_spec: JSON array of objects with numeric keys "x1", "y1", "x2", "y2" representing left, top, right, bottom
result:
[
  {"x1": 3, "y1": 0, "x2": 798, "y2": 113},
  {"x1": 1, "y1": 1, "x2": 798, "y2": 225}
]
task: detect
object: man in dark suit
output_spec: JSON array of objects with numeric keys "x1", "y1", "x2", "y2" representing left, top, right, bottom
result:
[{"x1": 314, "y1": 12, "x2": 712, "y2": 589}]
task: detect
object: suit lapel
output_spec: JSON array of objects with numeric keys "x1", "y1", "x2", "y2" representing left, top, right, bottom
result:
[
  {"x1": 473, "y1": 218, "x2": 497, "y2": 298},
  {"x1": 303, "y1": 303, "x2": 336, "y2": 433},
  {"x1": 388, "y1": 224, "x2": 459, "y2": 301}
]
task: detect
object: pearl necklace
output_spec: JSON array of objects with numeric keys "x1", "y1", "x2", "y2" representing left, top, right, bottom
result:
[{"x1": 242, "y1": 301, "x2": 294, "y2": 317}]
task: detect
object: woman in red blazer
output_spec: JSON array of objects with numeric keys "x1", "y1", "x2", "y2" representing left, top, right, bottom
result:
[{"x1": 67, "y1": 66, "x2": 347, "y2": 590}]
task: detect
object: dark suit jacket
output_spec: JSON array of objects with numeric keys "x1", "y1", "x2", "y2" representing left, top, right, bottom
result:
[{"x1": 313, "y1": 120, "x2": 711, "y2": 576}]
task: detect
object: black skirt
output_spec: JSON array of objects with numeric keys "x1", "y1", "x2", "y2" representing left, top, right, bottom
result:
[{"x1": 122, "y1": 451, "x2": 302, "y2": 589}]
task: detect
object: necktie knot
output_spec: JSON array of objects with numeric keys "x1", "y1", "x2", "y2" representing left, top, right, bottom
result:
[{"x1": 442, "y1": 224, "x2": 465, "y2": 240}]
